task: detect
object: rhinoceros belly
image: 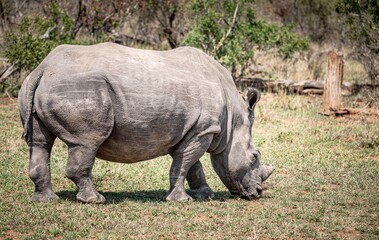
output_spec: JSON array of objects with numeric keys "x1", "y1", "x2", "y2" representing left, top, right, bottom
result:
[{"x1": 96, "y1": 113, "x2": 197, "y2": 163}]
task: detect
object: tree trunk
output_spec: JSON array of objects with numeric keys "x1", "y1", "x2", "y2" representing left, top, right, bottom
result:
[{"x1": 323, "y1": 50, "x2": 343, "y2": 112}]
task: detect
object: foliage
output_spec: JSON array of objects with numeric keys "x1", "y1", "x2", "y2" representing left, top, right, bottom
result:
[
  {"x1": 3, "y1": 1, "x2": 114, "y2": 74},
  {"x1": 73, "y1": 0, "x2": 131, "y2": 38},
  {"x1": 183, "y1": 0, "x2": 309, "y2": 79},
  {"x1": 1, "y1": 1, "x2": 111, "y2": 97},
  {"x1": 2, "y1": 0, "x2": 309, "y2": 82},
  {"x1": 336, "y1": 0, "x2": 379, "y2": 85},
  {"x1": 135, "y1": 0, "x2": 192, "y2": 49},
  {"x1": 0, "y1": 93, "x2": 378, "y2": 239},
  {"x1": 265, "y1": 0, "x2": 339, "y2": 43},
  {"x1": 3, "y1": 2, "x2": 75, "y2": 71}
]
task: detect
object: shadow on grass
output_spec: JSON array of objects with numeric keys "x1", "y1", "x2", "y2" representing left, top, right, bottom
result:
[{"x1": 56, "y1": 190, "x2": 233, "y2": 204}]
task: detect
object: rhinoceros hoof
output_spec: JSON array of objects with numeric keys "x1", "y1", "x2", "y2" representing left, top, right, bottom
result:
[
  {"x1": 32, "y1": 191, "x2": 60, "y2": 202},
  {"x1": 165, "y1": 190, "x2": 193, "y2": 201},
  {"x1": 187, "y1": 187, "x2": 215, "y2": 200},
  {"x1": 77, "y1": 190, "x2": 106, "y2": 203}
]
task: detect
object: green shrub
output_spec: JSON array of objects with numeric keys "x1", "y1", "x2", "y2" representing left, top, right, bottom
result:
[
  {"x1": 183, "y1": 0, "x2": 309, "y2": 79},
  {"x1": 1, "y1": 2, "x2": 109, "y2": 96},
  {"x1": 3, "y1": 2, "x2": 75, "y2": 71},
  {"x1": 336, "y1": 0, "x2": 379, "y2": 86}
]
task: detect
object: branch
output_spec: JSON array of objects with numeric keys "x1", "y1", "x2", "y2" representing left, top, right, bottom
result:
[
  {"x1": 73, "y1": 0, "x2": 84, "y2": 37},
  {"x1": 4, "y1": 0, "x2": 27, "y2": 16},
  {"x1": 0, "y1": 63, "x2": 19, "y2": 83},
  {"x1": 210, "y1": 4, "x2": 239, "y2": 57},
  {"x1": 102, "y1": 13, "x2": 115, "y2": 25},
  {"x1": 40, "y1": 25, "x2": 56, "y2": 39}
]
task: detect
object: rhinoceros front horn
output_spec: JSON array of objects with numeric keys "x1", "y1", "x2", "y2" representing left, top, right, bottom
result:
[{"x1": 261, "y1": 164, "x2": 274, "y2": 182}]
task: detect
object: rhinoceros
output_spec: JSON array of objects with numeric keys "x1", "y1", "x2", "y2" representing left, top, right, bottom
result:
[{"x1": 18, "y1": 42, "x2": 274, "y2": 203}]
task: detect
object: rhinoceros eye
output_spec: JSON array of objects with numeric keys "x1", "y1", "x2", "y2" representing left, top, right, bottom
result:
[
  {"x1": 253, "y1": 151, "x2": 260, "y2": 160},
  {"x1": 250, "y1": 150, "x2": 261, "y2": 166}
]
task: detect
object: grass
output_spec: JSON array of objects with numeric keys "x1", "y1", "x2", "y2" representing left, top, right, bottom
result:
[{"x1": 0, "y1": 93, "x2": 378, "y2": 239}]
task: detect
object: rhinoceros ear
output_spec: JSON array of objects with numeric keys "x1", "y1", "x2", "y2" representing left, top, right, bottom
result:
[{"x1": 247, "y1": 88, "x2": 260, "y2": 110}]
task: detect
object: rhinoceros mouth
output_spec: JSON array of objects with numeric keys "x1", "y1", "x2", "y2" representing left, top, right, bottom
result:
[
  {"x1": 245, "y1": 184, "x2": 263, "y2": 200},
  {"x1": 230, "y1": 180, "x2": 262, "y2": 200}
]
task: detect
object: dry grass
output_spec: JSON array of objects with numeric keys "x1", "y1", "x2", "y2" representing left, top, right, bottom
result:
[{"x1": 0, "y1": 93, "x2": 378, "y2": 239}]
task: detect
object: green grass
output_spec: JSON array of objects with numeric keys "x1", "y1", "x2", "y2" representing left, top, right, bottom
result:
[{"x1": 0, "y1": 93, "x2": 378, "y2": 239}]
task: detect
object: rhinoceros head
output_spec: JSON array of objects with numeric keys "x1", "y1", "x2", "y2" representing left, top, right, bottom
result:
[{"x1": 211, "y1": 88, "x2": 274, "y2": 199}]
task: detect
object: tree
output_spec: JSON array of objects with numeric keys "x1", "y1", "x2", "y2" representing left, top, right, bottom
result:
[
  {"x1": 266, "y1": 0, "x2": 340, "y2": 43},
  {"x1": 183, "y1": 0, "x2": 309, "y2": 80},
  {"x1": 72, "y1": 0, "x2": 136, "y2": 39},
  {"x1": 337, "y1": 0, "x2": 379, "y2": 86},
  {"x1": 132, "y1": 0, "x2": 191, "y2": 48}
]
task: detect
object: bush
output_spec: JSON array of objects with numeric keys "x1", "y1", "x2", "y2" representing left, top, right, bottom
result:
[
  {"x1": 3, "y1": 2, "x2": 75, "y2": 72},
  {"x1": 336, "y1": 0, "x2": 379, "y2": 86},
  {"x1": 183, "y1": 0, "x2": 309, "y2": 79},
  {"x1": 1, "y1": 2, "x2": 109, "y2": 96}
]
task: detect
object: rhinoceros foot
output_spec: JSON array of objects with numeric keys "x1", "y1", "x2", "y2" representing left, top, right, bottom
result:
[
  {"x1": 187, "y1": 186, "x2": 215, "y2": 200},
  {"x1": 165, "y1": 188, "x2": 193, "y2": 201},
  {"x1": 32, "y1": 191, "x2": 60, "y2": 202},
  {"x1": 77, "y1": 188, "x2": 106, "y2": 203}
]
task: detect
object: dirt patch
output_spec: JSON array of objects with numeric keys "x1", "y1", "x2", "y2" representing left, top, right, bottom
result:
[
  {"x1": 0, "y1": 97, "x2": 17, "y2": 105},
  {"x1": 370, "y1": 155, "x2": 379, "y2": 162},
  {"x1": 334, "y1": 227, "x2": 361, "y2": 239},
  {"x1": 340, "y1": 136, "x2": 358, "y2": 142},
  {"x1": 326, "y1": 183, "x2": 340, "y2": 190},
  {"x1": 2, "y1": 230, "x2": 27, "y2": 240},
  {"x1": 194, "y1": 214, "x2": 208, "y2": 223},
  {"x1": 365, "y1": 114, "x2": 379, "y2": 123},
  {"x1": 276, "y1": 168, "x2": 292, "y2": 176}
]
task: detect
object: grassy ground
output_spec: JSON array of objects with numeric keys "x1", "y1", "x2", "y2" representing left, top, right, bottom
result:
[{"x1": 0, "y1": 93, "x2": 378, "y2": 239}]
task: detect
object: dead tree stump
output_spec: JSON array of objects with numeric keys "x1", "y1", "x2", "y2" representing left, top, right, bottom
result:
[{"x1": 323, "y1": 50, "x2": 344, "y2": 113}]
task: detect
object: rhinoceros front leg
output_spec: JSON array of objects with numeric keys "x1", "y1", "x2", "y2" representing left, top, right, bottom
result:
[
  {"x1": 186, "y1": 161, "x2": 215, "y2": 200},
  {"x1": 65, "y1": 145, "x2": 105, "y2": 203},
  {"x1": 165, "y1": 135, "x2": 212, "y2": 201},
  {"x1": 28, "y1": 114, "x2": 59, "y2": 202}
]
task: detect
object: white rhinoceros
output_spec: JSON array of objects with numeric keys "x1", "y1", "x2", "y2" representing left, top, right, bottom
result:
[{"x1": 18, "y1": 42, "x2": 273, "y2": 203}]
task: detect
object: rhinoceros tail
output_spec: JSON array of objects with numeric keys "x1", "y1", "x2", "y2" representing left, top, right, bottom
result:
[{"x1": 19, "y1": 69, "x2": 43, "y2": 141}]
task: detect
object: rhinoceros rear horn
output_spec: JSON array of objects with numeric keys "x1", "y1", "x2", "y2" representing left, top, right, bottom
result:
[
  {"x1": 261, "y1": 164, "x2": 274, "y2": 182},
  {"x1": 247, "y1": 88, "x2": 260, "y2": 110}
]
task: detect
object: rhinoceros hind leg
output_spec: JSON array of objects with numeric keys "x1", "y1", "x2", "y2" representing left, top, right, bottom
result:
[
  {"x1": 65, "y1": 145, "x2": 105, "y2": 203},
  {"x1": 186, "y1": 161, "x2": 214, "y2": 200},
  {"x1": 28, "y1": 113, "x2": 59, "y2": 202},
  {"x1": 165, "y1": 135, "x2": 212, "y2": 201}
]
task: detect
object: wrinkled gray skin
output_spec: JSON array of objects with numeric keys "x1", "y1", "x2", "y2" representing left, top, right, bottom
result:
[{"x1": 18, "y1": 42, "x2": 274, "y2": 203}]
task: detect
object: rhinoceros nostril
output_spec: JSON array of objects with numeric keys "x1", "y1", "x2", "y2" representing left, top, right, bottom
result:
[
  {"x1": 245, "y1": 191, "x2": 260, "y2": 200},
  {"x1": 255, "y1": 182, "x2": 263, "y2": 196},
  {"x1": 257, "y1": 187, "x2": 262, "y2": 196}
]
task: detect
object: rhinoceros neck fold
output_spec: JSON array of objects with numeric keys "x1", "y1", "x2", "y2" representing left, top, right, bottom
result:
[{"x1": 207, "y1": 71, "x2": 240, "y2": 155}]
